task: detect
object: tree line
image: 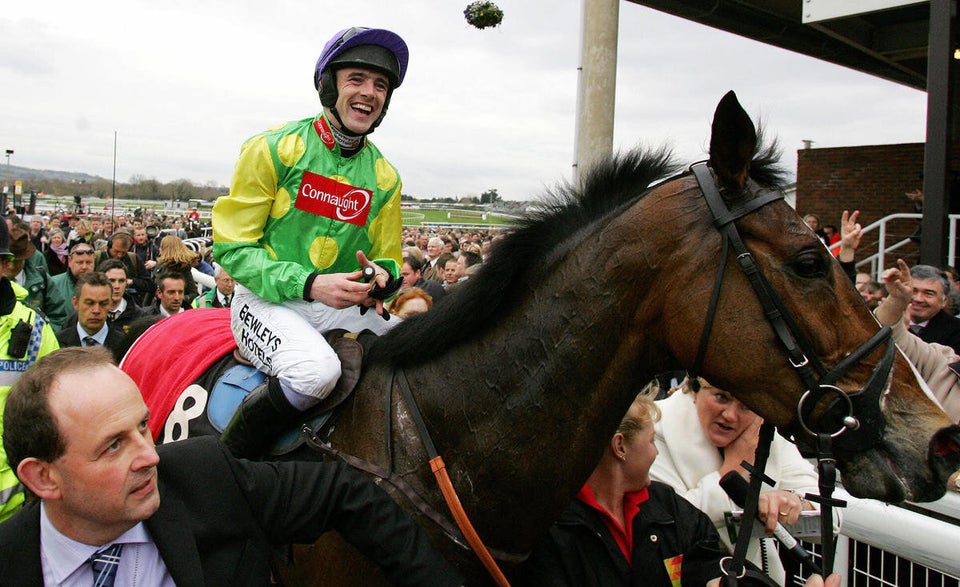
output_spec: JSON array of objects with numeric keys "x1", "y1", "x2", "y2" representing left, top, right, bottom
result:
[
  {"x1": 16, "y1": 168, "x2": 508, "y2": 207},
  {"x1": 21, "y1": 175, "x2": 228, "y2": 204}
]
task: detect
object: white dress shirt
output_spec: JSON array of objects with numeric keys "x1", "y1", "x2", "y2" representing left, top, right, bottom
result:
[
  {"x1": 76, "y1": 323, "x2": 109, "y2": 346},
  {"x1": 39, "y1": 502, "x2": 174, "y2": 586}
]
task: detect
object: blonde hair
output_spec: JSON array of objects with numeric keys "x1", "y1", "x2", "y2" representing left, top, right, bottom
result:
[
  {"x1": 617, "y1": 383, "x2": 661, "y2": 440},
  {"x1": 402, "y1": 246, "x2": 424, "y2": 264},
  {"x1": 157, "y1": 235, "x2": 199, "y2": 265},
  {"x1": 460, "y1": 242, "x2": 482, "y2": 255}
]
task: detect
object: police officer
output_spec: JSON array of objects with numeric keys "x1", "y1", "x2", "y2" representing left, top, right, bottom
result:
[
  {"x1": 0, "y1": 217, "x2": 59, "y2": 522},
  {"x1": 4, "y1": 223, "x2": 69, "y2": 329}
]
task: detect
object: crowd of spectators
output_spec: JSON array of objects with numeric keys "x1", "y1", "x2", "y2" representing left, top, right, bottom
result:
[
  {"x1": 391, "y1": 228, "x2": 501, "y2": 316},
  {"x1": 825, "y1": 206, "x2": 960, "y2": 361},
  {"x1": 1, "y1": 211, "x2": 217, "y2": 358},
  {"x1": 2, "y1": 202, "x2": 500, "y2": 346},
  {"x1": 2, "y1": 211, "x2": 503, "y2": 360}
]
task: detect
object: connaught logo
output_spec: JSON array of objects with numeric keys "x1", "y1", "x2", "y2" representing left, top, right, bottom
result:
[{"x1": 295, "y1": 171, "x2": 373, "y2": 227}]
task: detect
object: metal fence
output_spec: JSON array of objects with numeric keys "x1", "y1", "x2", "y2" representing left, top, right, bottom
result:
[{"x1": 782, "y1": 489, "x2": 960, "y2": 587}]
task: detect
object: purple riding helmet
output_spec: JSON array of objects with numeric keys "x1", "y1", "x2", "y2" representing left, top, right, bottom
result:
[{"x1": 314, "y1": 27, "x2": 409, "y2": 133}]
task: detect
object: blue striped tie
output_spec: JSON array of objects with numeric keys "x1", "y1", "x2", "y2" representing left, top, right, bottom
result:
[{"x1": 90, "y1": 543, "x2": 123, "y2": 587}]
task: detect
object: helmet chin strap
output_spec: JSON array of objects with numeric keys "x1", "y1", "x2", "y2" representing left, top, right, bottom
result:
[{"x1": 321, "y1": 107, "x2": 368, "y2": 158}]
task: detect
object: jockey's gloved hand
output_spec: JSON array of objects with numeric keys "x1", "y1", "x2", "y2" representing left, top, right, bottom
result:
[
  {"x1": 358, "y1": 265, "x2": 397, "y2": 320},
  {"x1": 369, "y1": 264, "x2": 403, "y2": 301}
]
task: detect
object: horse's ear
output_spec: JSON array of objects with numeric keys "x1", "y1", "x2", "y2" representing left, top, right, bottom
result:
[{"x1": 708, "y1": 91, "x2": 756, "y2": 190}]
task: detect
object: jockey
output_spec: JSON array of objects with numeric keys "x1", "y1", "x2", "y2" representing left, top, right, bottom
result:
[{"x1": 212, "y1": 27, "x2": 407, "y2": 458}]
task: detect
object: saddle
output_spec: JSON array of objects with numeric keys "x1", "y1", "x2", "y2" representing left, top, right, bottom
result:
[{"x1": 210, "y1": 329, "x2": 377, "y2": 455}]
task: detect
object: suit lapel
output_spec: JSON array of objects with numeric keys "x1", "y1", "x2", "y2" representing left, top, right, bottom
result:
[
  {"x1": 57, "y1": 328, "x2": 81, "y2": 347},
  {"x1": 146, "y1": 487, "x2": 205, "y2": 587}
]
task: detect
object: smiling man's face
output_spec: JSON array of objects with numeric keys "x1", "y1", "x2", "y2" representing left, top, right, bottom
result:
[{"x1": 330, "y1": 66, "x2": 389, "y2": 134}]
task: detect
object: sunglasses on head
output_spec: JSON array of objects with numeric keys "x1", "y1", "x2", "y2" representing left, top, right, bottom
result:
[{"x1": 72, "y1": 248, "x2": 94, "y2": 256}]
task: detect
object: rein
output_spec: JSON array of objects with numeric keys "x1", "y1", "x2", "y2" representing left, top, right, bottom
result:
[
  {"x1": 720, "y1": 423, "x2": 778, "y2": 587},
  {"x1": 390, "y1": 368, "x2": 512, "y2": 587},
  {"x1": 301, "y1": 368, "x2": 518, "y2": 587},
  {"x1": 688, "y1": 162, "x2": 897, "y2": 582}
]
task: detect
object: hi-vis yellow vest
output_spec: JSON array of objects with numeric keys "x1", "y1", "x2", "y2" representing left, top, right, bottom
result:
[{"x1": 0, "y1": 289, "x2": 59, "y2": 522}]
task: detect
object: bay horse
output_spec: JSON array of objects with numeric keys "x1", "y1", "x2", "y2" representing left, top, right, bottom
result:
[{"x1": 121, "y1": 92, "x2": 960, "y2": 586}]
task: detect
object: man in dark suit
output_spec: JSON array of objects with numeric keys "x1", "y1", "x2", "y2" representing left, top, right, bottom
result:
[
  {"x1": 0, "y1": 346, "x2": 462, "y2": 586},
  {"x1": 145, "y1": 273, "x2": 188, "y2": 317},
  {"x1": 400, "y1": 255, "x2": 446, "y2": 303},
  {"x1": 908, "y1": 264, "x2": 960, "y2": 356},
  {"x1": 96, "y1": 258, "x2": 146, "y2": 334},
  {"x1": 55, "y1": 271, "x2": 126, "y2": 362}
]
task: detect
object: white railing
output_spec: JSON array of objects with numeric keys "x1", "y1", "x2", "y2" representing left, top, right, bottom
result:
[
  {"x1": 836, "y1": 490, "x2": 960, "y2": 583},
  {"x1": 786, "y1": 487, "x2": 960, "y2": 586},
  {"x1": 828, "y1": 213, "x2": 960, "y2": 278},
  {"x1": 420, "y1": 221, "x2": 512, "y2": 230}
]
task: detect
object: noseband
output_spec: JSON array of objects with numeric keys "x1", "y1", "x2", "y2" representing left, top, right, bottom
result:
[{"x1": 688, "y1": 162, "x2": 897, "y2": 580}]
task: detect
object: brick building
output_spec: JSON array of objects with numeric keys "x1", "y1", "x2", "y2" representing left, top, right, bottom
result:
[
  {"x1": 795, "y1": 143, "x2": 960, "y2": 272},
  {"x1": 797, "y1": 143, "x2": 923, "y2": 238}
]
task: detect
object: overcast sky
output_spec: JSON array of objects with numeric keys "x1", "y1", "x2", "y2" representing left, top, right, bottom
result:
[{"x1": 0, "y1": 0, "x2": 928, "y2": 201}]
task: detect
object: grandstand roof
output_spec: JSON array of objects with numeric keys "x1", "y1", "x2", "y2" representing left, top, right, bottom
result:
[{"x1": 628, "y1": 0, "x2": 931, "y2": 90}]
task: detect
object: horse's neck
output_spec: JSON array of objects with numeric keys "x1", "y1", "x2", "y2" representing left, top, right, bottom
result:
[
  {"x1": 399, "y1": 278, "x2": 662, "y2": 552},
  {"x1": 363, "y1": 202, "x2": 683, "y2": 552}
]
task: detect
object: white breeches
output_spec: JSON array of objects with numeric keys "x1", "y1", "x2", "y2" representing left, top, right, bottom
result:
[{"x1": 231, "y1": 284, "x2": 395, "y2": 403}]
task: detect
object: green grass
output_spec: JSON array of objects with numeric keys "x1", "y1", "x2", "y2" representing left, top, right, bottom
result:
[{"x1": 400, "y1": 207, "x2": 516, "y2": 227}]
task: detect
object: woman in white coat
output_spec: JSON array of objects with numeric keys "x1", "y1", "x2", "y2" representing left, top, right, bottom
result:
[{"x1": 651, "y1": 377, "x2": 836, "y2": 585}]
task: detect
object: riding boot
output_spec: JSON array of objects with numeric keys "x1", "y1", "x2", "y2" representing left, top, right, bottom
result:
[{"x1": 220, "y1": 376, "x2": 301, "y2": 459}]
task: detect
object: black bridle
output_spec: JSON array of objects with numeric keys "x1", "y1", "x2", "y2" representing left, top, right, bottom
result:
[{"x1": 687, "y1": 162, "x2": 897, "y2": 581}]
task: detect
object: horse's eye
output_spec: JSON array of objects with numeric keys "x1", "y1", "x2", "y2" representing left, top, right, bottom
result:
[{"x1": 792, "y1": 252, "x2": 828, "y2": 279}]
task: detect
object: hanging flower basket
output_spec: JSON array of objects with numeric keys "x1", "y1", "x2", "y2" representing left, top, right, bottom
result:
[{"x1": 464, "y1": 1, "x2": 504, "y2": 30}]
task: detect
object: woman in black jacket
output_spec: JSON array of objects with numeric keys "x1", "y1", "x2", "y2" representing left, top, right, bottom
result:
[{"x1": 519, "y1": 388, "x2": 728, "y2": 587}]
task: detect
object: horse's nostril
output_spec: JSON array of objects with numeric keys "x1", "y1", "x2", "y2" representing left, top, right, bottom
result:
[{"x1": 933, "y1": 425, "x2": 960, "y2": 457}]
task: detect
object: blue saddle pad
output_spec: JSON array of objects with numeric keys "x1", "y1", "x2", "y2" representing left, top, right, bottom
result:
[{"x1": 208, "y1": 364, "x2": 265, "y2": 433}]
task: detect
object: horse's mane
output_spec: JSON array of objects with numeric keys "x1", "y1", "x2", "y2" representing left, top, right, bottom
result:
[
  {"x1": 369, "y1": 131, "x2": 786, "y2": 367},
  {"x1": 746, "y1": 125, "x2": 788, "y2": 188}
]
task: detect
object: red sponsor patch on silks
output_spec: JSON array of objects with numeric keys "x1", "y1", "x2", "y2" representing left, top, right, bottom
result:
[
  {"x1": 295, "y1": 171, "x2": 372, "y2": 226},
  {"x1": 313, "y1": 117, "x2": 336, "y2": 150}
]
